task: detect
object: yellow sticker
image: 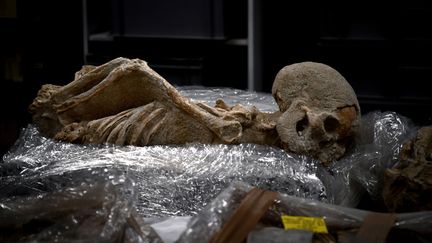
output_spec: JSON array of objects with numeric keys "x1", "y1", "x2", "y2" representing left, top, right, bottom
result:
[{"x1": 281, "y1": 215, "x2": 328, "y2": 234}]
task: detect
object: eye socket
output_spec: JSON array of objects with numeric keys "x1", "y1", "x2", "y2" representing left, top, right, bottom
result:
[
  {"x1": 324, "y1": 116, "x2": 340, "y2": 133},
  {"x1": 296, "y1": 115, "x2": 309, "y2": 136}
]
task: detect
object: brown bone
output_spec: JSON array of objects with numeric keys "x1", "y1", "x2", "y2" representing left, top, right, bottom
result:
[{"x1": 29, "y1": 58, "x2": 360, "y2": 165}]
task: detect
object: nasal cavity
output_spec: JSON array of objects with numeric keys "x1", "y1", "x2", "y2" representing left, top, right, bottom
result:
[
  {"x1": 296, "y1": 115, "x2": 309, "y2": 136},
  {"x1": 324, "y1": 116, "x2": 340, "y2": 133}
]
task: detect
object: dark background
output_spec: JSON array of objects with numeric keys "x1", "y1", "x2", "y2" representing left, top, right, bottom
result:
[{"x1": 1, "y1": 0, "x2": 432, "y2": 156}]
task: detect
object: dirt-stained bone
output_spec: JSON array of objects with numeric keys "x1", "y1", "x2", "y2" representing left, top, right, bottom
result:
[
  {"x1": 382, "y1": 127, "x2": 432, "y2": 212},
  {"x1": 29, "y1": 58, "x2": 360, "y2": 165}
]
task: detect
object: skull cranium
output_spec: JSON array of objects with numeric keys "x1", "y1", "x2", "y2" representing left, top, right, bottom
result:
[{"x1": 272, "y1": 62, "x2": 360, "y2": 165}]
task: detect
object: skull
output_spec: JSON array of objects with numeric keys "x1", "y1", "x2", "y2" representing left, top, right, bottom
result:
[{"x1": 272, "y1": 62, "x2": 360, "y2": 165}]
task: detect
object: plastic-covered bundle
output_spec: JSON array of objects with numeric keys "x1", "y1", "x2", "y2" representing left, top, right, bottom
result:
[
  {"x1": 382, "y1": 126, "x2": 432, "y2": 212},
  {"x1": 319, "y1": 111, "x2": 417, "y2": 206},
  {"x1": 0, "y1": 165, "x2": 162, "y2": 242},
  {"x1": 177, "y1": 181, "x2": 432, "y2": 243},
  {"x1": 1, "y1": 125, "x2": 325, "y2": 218}
]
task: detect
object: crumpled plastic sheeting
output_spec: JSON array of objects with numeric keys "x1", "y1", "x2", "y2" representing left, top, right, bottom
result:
[
  {"x1": 320, "y1": 111, "x2": 416, "y2": 206},
  {"x1": 0, "y1": 185, "x2": 163, "y2": 243},
  {"x1": 178, "y1": 86, "x2": 278, "y2": 112},
  {"x1": 177, "y1": 181, "x2": 432, "y2": 243},
  {"x1": 0, "y1": 137, "x2": 160, "y2": 242},
  {"x1": 1, "y1": 125, "x2": 325, "y2": 218},
  {"x1": 0, "y1": 127, "x2": 164, "y2": 242},
  {"x1": 177, "y1": 182, "x2": 250, "y2": 243}
]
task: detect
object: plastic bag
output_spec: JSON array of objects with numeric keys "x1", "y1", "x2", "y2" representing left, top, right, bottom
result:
[
  {"x1": 319, "y1": 111, "x2": 417, "y2": 206},
  {"x1": 0, "y1": 168, "x2": 162, "y2": 242}
]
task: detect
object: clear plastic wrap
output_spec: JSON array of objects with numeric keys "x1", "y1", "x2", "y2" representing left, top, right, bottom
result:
[
  {"x1": 0, "y1": 167, "x2": 162, "y2": 242},
  {"x1": 177, "y1": 181, "x2": 432, "y2": 243},
  {"x1": 319, "y1": 111, "x2": 417, "y2": 206},
  {"x1": 178, "y1": 86, "x2": 278, "y2": 113},
  {"x1": 1, "y1": 125, "x2": 325, "y2": 218}
]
